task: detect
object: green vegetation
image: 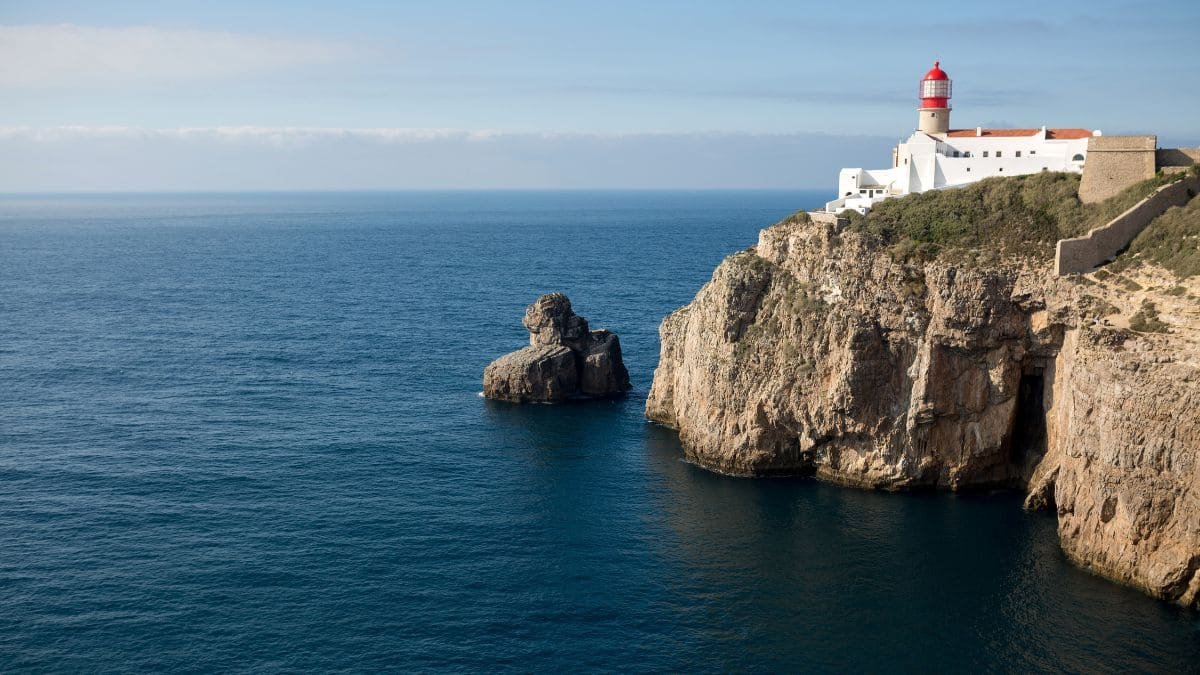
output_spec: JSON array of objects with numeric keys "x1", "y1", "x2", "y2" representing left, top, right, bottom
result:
[
  {"x1": 1079, "y1": 294, "x2": 1119, "y2": 318},
  {"x1": 840, "y1": 171, "x2": 1183, "y2": 262},
  {"x1": 779, "y1": 209, "x2": 812, "y2": 226},
  {"x1": 1110, "y1": 196, "x2": 1200, "y2": 278},
  {"x1": 1129, "y1": 300, "x2": 1169, "y2": 333},
  {"x1": 1116, "y1": 276, "x2": 1144, "y2": 292}
]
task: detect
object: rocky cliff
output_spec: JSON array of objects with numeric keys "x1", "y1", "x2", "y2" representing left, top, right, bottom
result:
[{"x1": 646, "y1": 193, "x2": 1200, "y2": 606}]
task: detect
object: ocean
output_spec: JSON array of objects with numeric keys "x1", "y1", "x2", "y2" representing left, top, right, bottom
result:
[{"x1": 1, "y1": 191, "x2": 1197, "y2": 672}]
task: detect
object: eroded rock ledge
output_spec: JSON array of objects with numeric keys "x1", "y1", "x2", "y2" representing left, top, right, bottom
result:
[
  {"x1": 646, "y1": 213, "x2": 1200, "y2": 607},
  {"x1": 484, "y1": 293, "x2": 630, "y2": 403}
]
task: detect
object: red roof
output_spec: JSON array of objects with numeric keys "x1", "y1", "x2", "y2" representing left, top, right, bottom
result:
[{"x1": 945, "y1": 128, "x2": 1093, "y2": 139}]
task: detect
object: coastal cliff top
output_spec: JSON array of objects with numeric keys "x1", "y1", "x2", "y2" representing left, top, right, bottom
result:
[
  {"x1": 839, "y1": 170, "x2": 1192, "y2": 264},
  {"x1": 812, "y1": 170, "x2": 1200, "y2": 353}
]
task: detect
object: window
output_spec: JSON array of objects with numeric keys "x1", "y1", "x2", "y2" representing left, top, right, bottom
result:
[
  {"x1": 1030, "y1": 150, "x2": 1036, "y2": 155},
  {"x1": 999, "y1": 167, "x2": 1004, "y2": 172},
  {"x1": 1072, "y1": 154, "x2": 1085, "y2": 161},
  {"x1": 983, "y1": 151, "x2": 989, "y2": 157},
  {"x1": 963, "y1": 151, "x2": 971, "y2": 158},
  {"x1": 1042, "y1": 167, "x2": 1048, "y2": 171},
  {"x1": 953, "y1": 151, "x2": 960, "y2": 157},
  {"x1": 996, "y1": 151, "x2": 1002, "y2": 158},
  {"x1": 1015, "y1": 151, "x2": 1021, "y2": 157},
  {"x1": 921, "y1": 78, "x2": 952, "y2": 98},
  {"x1": 966, "y1": 167, "x2": 971, "y2": 172}
]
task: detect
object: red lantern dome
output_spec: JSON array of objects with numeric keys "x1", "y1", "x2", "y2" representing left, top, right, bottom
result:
[{"x1": 919, "y1": 60, "x2": 951, "y2": 109}]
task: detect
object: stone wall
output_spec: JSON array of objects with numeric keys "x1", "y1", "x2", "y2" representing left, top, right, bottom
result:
[
  {"x1": 808, "y1": 211, "x2": 848, "y2": 228},
  {"x1": 1055, "y1": 174, "x2": 1200, "y2": 275},
  {"x1": 1157, "y1": 147, "x2": 1200, "y2": 171},
  {"x1": 1078, "y1": 135, "x2": 1157, "y2": 204}
]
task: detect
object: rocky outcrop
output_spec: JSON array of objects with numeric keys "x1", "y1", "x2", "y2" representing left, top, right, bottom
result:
[
  {"x1": 646, "y1": 212, "x2": 1200, "y2": 606},
  {"x1": 484, "y1": 293, "x2": 630, "y2": 402},
  {"x1": 1030, "y1": 328, "x2": 1200, "y2": 606}
]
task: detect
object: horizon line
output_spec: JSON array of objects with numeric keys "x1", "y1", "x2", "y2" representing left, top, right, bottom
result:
[{"x1": 0, "y1": 187, "x2": 833, "y2": 196}]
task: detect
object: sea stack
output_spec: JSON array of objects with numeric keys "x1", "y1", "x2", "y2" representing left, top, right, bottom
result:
[{"x1": 483, "y1": 293, "x2": 630, "y2": 402}]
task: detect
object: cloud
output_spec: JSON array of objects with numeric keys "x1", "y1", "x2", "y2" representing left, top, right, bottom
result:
[
  {"x1": 0, "y1": 126, "x2": 503, "y2": 145},
  {"x1": 0, "y1": 126, "x2": 895, "y2": 191},
  {"x1": 0, "y1": 24, "x2": 350, "y2": 87}
]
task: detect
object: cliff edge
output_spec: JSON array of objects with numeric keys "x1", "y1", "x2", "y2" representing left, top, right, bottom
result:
[{"x1": 646, "y1": 173, "x2": 1200, "y2": 606}]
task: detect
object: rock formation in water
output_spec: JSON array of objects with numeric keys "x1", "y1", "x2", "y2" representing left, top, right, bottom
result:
[
  {"x1": 646, "y1": 182, "x2": 1200, "y2": 607},
  {"x1": 484, "y1": 293, "x2": 631, "y2": 402}
]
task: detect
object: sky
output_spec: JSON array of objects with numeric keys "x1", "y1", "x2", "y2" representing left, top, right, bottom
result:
[{"x1": 2, "y1": 0, "x2": 1199, "y2": 191}]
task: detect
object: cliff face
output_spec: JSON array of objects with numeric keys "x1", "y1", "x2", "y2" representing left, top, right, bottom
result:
[
  {"x1": 646, "y1": 214, "x2": 1200, "y2": 606},
  {"x1": 1034, "y1": 328, "x2": 1200, "y2": 606}
]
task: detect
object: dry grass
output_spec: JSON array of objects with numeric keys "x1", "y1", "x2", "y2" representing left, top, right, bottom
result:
[{"x1": 1112, "y1": 196, "x2": 1200, "y2": 278}]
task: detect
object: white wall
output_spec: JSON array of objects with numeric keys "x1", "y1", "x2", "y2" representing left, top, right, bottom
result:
[
  {"x1": 826, "y1": 132, "x2": 1092, "y2": 214},
  {"x1": 932, "y1": 137, "x2": 1088, "y2": 187}
]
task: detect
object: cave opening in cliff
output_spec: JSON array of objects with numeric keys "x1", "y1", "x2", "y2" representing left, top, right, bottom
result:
[{"x1": 1010, "y1": 369, "x2": 1047, "y2": 471}]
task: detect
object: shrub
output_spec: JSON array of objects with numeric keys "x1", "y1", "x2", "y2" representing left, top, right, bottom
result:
[
  {"x1": 780, "y1": 209, "x2": 812, "y2": 225},
  {"x1": 1117, "y1": 277, "x2": 1143, "y2": 292},
  {"x1": 1129, "y1": 300, "x2": 1169, "y2": 333},
  {"x1": 1079, "y1": 295, "x2": 1119, "y2": 318}
]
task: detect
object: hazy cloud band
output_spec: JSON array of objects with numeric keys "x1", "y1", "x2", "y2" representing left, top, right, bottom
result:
[{"x1": 0, "y1": 126, "x2": 894, "y2": 191}]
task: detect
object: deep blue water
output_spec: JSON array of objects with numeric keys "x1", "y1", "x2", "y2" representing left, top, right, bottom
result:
[{"x1": 1, "y1": 191, "x2": 1197, "y2": 673}]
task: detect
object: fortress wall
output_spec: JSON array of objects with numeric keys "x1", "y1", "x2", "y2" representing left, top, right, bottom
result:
[
  {"x1": 808, "y1": 211, "x2": 848, "y2": 228},
  {"x1": 1157, "y1": 147, "x2": 1200, "y2": 168},
  {"x1": 1078, "y1": 135, "x2": 1157, "y2": 203},
  {"x1": 1055, "y1": 174, "x2": 1200, "y2": 276}
]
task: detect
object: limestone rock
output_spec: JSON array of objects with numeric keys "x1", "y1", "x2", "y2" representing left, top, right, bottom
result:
[
  {"x1": 483, "y1": 345, "x2": 578, "y2": 403},
  {"x1": 484, "y1": 294, "x2": 630, "y2": 402},
  {"x1": 580, "y1": 330, "x2": 629, "y2": 396},
  {"x1": 646, "y1": 213, "x2": 1200, "y2": 607},
  {"x1": 524, "y1": 292, "x2": 590, "y2": 352}
]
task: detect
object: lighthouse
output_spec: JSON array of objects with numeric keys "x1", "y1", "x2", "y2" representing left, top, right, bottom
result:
[
  {"x1": 822, "y1": 59, "x2": 1098, "y2": 215},
  {"x1": 917, "y1": 61, "x2": 951, "y2": 134}
]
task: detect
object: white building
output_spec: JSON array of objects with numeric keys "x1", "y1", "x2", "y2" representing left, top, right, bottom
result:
[{"x1": 824, "y1": 61, "x2": 1099, "y2": 214}]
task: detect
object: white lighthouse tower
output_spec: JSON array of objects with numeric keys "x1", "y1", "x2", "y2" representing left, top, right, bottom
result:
[{"x1": 917, "y1": 61, "x2": 951, "y2": 134}]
